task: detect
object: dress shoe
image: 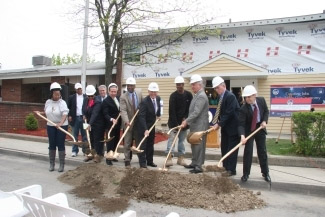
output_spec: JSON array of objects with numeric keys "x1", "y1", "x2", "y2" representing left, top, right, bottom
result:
[
  {"x1": 112, "y1": 159, "x2": 118, "y2": 162},
  {"x1": 140, "y1": 165, "x2": 147, "y2": 169},
  {"x1": 263, "y1": 173, "x2": 271, "y2": 182},
  {"x1": 147, "y1": 162, "x2": 157, "y2": 167},
  {"x1": 184, "y1": 164, "x2": 195, "y2": 169},
  {"x1": 241, "y1": 174, "x2": 249, "y2": 182},
  {"x1": 189, "y1": 168, "x2": 203, "y2": 174},
  {"x1": 106, "y1": 159, "x2": 113, "y2": 166}
]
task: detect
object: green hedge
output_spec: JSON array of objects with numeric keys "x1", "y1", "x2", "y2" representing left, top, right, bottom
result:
[{"x1": 292, "y1": 112, "x2": 325, "y2": 157}]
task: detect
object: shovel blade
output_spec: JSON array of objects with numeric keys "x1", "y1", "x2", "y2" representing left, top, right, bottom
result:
[
  {"x1": 101, "y1": 136, "x2": 115, "y2": 143},
  {"x1": 131, "y1": 147, "x2": 143, "y2": 153}
]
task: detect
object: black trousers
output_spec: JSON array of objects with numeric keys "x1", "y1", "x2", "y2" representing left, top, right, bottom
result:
[
  {"x1": 92, "y1": 123, "x2": 105, "y2": 156},
  {"x1": 106, "y1": 126, "x2": 121, "y2": 153},
  {"x1": 137, "y1": 127, "x2": 155, "y2": 166},
  {"x1": 243, "y1": 129, "x2": 269, "y2": 175},
  {"x1": 221, "y1": 130, "x2": 240, "y2": 172}
]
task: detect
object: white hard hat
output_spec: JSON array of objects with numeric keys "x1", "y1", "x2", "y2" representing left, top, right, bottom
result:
[
  {"x1": 108, "y1": 83, "x2": 118, "y2": 90},
  {"x1": 148, "y1": 82, "x2": 159, "y2": 91},
  {"x1": 50, "y1": 82, "x2": 61, "y2": 90},
  {"x1": 126, "y1": 77, "x2": 136, "y2": 85},
  {"x1": 212, "y1": 76, "x2": 224, "y2": 88},
  {"x1": 190, "y1": 74, "x2": 202, "y2": 84},
  {"x1": 86, "y1": 85, "x2": 96, "y2": 95},
  {"x1": 74, "y1": 83, "x2": 82, "y2": 89},
  {"x1": 174, "y1": 76, "x2": 185, "y2": 83},
  {"x1": 242, "y1": 85, "x2": 257, "y2": 97}
]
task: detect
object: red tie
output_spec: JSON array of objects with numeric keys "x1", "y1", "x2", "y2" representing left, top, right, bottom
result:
[{"x1": 251, "y1": 104, "x2": 258, "y2": 131}]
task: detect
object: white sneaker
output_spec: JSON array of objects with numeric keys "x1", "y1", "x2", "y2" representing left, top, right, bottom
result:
[{"x1": 71, "y1": 152, "x2": 77, "y2": 157}]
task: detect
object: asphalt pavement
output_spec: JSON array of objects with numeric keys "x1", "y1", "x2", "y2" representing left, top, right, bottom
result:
[{"x1": 0, "y1": 132, "x2": 325, "y2": 197}]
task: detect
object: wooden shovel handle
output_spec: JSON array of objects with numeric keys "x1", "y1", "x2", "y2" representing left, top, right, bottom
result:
[
  {"x1": 84, "y1": 119, "x2": 92, "y2": 150},
  {"x1": 162, "y1": 126, "x2": 182, "y2": 170},
  {"x1": 217, "y1": 126, "x2": 263, "y2": 167},
  {"x1": 136, "y1": 119, "x2": 160, "y2": 150},
  {"x1": 107, "y1": 113, "x2": 121, "y2": 138},
  {"x1": 34, "y1": 111, "x2": 76, "y2": 142},
  {"x1": 113, "y1": 110, "x2": 139, "y2": 153}
]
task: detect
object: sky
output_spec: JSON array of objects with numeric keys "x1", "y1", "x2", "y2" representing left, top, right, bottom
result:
[{"x1": 0, "y1": 0, "x2": 323, "y2": 70}]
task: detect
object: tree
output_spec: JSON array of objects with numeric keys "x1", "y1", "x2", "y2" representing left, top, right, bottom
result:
[
  {"x1": 51, "y1": 53, "x2": 95, "y2": 66},
  {"x1": 91, "y1": 0, "x2": 215, "y2": 86}
]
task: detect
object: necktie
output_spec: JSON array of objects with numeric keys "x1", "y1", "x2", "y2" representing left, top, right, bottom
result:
[
  {"x1": 251, "y1": 104, "x2": 258, "y2": 131},
  {"x1": 152, "y1": 99, "x2": 157, "y2": 113},
  {"x1": 212, "y1": 96, "x2": 223, "y2": 124},
  {"x1": 132, "y1": 93, "x2": 136, "y2": 111},
  {"x1": 114, "y1": 98, "x2": 119, "y2": 109}
]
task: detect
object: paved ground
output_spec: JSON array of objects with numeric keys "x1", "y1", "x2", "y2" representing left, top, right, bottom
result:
[
  {"x1": 1, "y1": 153, "x2": 324, "y2": 217},
  {"x1": 0, "y1": 134, "x2": 325, "y2": 197}
]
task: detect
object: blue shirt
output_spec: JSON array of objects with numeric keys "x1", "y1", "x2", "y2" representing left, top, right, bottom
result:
[{"x1": 128, "y1": 91, "x2": 138, "y2": 109}]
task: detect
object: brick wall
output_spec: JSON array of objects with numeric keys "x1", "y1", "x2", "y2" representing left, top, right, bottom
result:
[
  {"x1": 0, "y1": 101, "x2": 46, "y2": 132},
  {"x1": 2, "y1": 79, "x2": 22, "y2": 102}
]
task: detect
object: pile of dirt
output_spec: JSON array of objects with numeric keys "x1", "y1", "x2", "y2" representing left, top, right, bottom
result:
[{"x1": 59, "y1": 164, "x2": 265, "y2": 214}]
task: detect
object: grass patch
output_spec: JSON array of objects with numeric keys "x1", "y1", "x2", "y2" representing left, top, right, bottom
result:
[{"x1": 266, "y1": 138, "x2": 296, "y2": 156}]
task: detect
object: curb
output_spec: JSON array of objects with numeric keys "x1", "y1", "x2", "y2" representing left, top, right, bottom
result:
[
  {"x1": 1, "y1": 146, "x2": 325, "y2": 197},
  {"x1": 1, "y1": 133, "x2": 325, "y2": 168}
]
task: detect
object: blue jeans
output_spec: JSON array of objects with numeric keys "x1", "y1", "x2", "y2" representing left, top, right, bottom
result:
[
  {"x1": 165, "y1": 129, "x2": 187, "y2": 156},
  {"x1": 71, "y1": 116, "x2": 87, "y2": 154},
  {"x1": 47, "y1": 125, "x2": 68, "y2": 151}
]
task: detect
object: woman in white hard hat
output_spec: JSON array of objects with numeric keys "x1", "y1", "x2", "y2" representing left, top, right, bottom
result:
[
  {"x1": 43, "y1": 82, "x2": 69, "y2": 172},
  {"x1": 137, "y1": 82, "x2": 161, "y2": 168},
  {"x1": 238, "y1": 85, "x2": 271, "y2": 183},
  {"x1": 82, "y1": 85, "x2": 98, "y2": 162}
]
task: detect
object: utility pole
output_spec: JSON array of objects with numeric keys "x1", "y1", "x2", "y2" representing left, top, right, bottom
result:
[{"x1": 81, "y1": 0, "x2": 89, "y2": 92}]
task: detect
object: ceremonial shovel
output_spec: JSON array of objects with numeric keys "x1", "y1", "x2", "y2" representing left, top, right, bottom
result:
[
  {"x1": 159, "y1": 126, "x2": 182, "y2": 171},
  {"x1": 106, "y1": 110, "x2": 139, "y2": 160},
  {"x1": 102, "y1": 113, "x2": 121, "y2": 143},
  {"x1": 131, "y1": 119, "x2": 160, "y2": 154},
  {"x1": 216, "y1": 126, "x2": 263, "y2": 171},
  {"x1": 34, "y1": 111, "x2": 87, "y2": 146}
]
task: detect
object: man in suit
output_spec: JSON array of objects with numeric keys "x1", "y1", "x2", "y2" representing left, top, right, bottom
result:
[
  {"x1": 211, "y1": 76, "x2": 240, "y2": 176},
  {"x1": 181, "y1": 74, "x2": 209, "y2": 174},
  {"x1": 137, "y1": 82, "x2": 161, "y2": 168},
  {"x1": 84, "y1": 85, "x2": 107, "y2": 163},
  {"x1": 238, "y1": 85, "x2": 271, "y2": 183},
  {"x1": 120, "y1": 77, "x2": 143, "y2": 168},
  {"x1": 67, "y1": 83, "x2": 87, "y2": 157},
  {"x1": 102, "y1": 83, "x2": 121, "y2": 166}
]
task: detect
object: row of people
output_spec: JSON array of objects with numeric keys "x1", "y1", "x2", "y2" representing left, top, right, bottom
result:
[
  {"x1": 182, "y1": 74, "x2": 270, "y2": 182},
  {"x1": 43, "y1": 75, "x2": 270, "y2": 183}
]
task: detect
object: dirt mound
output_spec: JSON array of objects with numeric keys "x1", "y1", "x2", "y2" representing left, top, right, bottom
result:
[{"x1": 59, "y1": 164, "x2": 265, "y2": 214}]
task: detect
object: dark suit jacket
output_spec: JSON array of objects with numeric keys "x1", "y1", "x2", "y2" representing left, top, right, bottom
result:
[
  {"x1": 68, "y1": 93, "x2": 86, "y2": 126},
  {"x1": 138, "y1": 95, "x2": 161, "y2": 133},
  {"x1": 218, "y1": 90, "x2": 240, "y2": 136},
  {"x1": 238, "y1": 97, "x2": 269, "y2": 136},
  {"x1": 82, "y1": 95, "x2": 105, "y2": 127},
  {"x1": 102, "y1": 95, "x2": 121, "y2": 130}
]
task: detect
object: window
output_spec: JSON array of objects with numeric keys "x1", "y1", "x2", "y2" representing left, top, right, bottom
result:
[{"x1": 124, "y1": 44, "x2": 141, "y2": 62}]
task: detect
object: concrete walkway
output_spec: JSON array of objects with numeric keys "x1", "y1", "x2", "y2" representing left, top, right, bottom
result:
[{"x1": 0, "y1": 133, "x2": 325, "y2": 197}]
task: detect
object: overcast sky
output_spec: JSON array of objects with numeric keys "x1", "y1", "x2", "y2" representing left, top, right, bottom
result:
[{"x1": 0, "y1": 0, "x2": 323, "y2": 70}]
